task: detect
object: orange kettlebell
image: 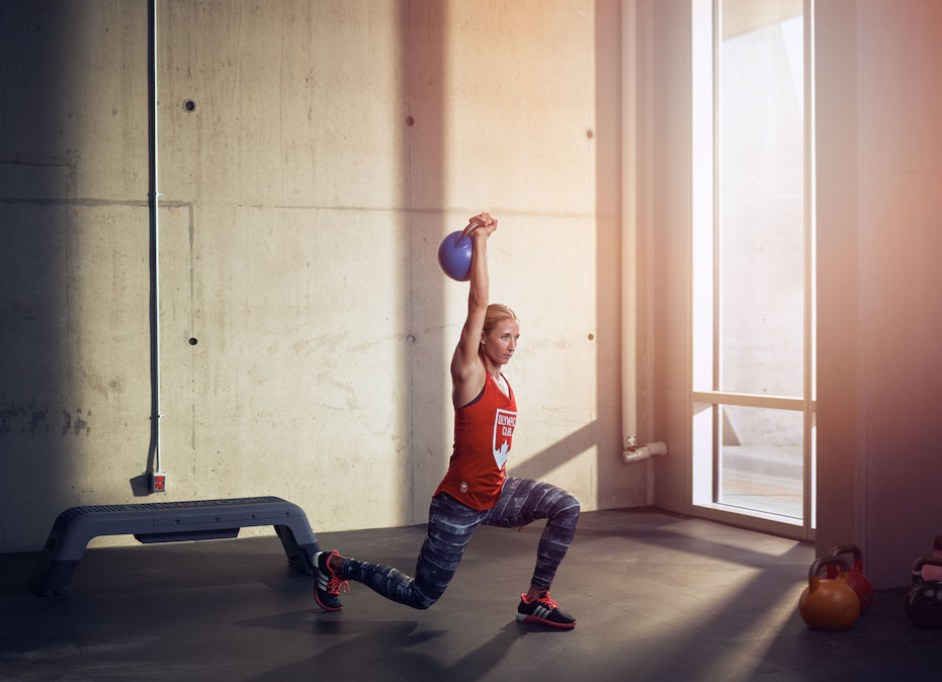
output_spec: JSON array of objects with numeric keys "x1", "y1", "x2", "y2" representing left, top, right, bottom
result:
[
  {"x1": 798, "y1": 556, "x2": 860, "y2": 630},
  {"x1": 826, "y1": 544, "x2": 874, "y2": 615}
]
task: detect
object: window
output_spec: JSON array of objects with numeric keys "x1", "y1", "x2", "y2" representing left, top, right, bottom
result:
[{"x1": 691, "y1": 0, "x2": 815, "y2": 535}]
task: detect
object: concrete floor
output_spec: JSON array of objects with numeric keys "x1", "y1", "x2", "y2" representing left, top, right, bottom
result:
[{"x1": 1, "y1": 508, "x2": 939, "y2": 681}]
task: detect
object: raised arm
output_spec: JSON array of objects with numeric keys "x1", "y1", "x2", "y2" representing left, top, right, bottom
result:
[{"x1": 450, "y1": 212, "x2": 498, "y2": 408}]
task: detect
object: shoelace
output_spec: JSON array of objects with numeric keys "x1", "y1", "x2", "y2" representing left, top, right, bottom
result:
[
  {"x1": 529, "y1": 591, "x2": 558, "y2": 609},
  {"x1": 326, "y1": 571, "x2": 349, "y2": 595},
  {"x1": 321, "y1": 551, "x2": 350, "y2": 595}
]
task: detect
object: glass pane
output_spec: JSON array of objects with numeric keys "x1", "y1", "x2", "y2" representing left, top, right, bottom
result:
[
  {"x1": 718, "y1": 2, "x2": 804, "y2": 396},
  {"x1": 718, "y1": 405, "x2": 803, "y2": 518}
]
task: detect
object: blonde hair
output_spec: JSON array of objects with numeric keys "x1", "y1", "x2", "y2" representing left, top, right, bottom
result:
[{"x1": 483, "y1": 304, "x2": 519, "y2": 335}]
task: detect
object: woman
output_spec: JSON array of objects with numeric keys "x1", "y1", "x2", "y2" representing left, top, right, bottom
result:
[{"x1": 313, "y1": 212, "x2": 580, "y2": 629}]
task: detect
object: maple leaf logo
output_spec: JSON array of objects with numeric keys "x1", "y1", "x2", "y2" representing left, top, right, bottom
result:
[{"x1": 494, "y1": 439, "x2": 510, "y2": 468}]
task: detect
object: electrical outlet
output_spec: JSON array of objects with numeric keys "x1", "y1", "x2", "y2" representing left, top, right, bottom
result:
[{"x1": 150, "y1": 470, "x2": 167, "y2": 493}]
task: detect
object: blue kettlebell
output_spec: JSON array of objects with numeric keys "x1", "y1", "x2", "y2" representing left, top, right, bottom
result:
[{"x1": 437, "y1": 231, "x2": 473, "y2": 281}]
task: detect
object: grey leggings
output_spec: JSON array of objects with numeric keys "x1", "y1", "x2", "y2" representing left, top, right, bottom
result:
[{"x1": 340, "y1": 477, "x2": 580, "y2": 609}]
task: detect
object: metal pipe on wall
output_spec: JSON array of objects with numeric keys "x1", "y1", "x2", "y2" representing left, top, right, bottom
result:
[
  {"x1": 621, "y1": 0, "x2": 639, "y2": 450},
  {"x1": 147, "y1": 0, "x2": 164, "y2": 492}
]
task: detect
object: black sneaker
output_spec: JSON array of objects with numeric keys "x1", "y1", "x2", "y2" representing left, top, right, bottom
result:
[
  {"x1": 516, "y1": 591, "x2": 576, "y2": 629},
  {"x1": 313, "y1": 550, "x2": 348, "y2": 612}
]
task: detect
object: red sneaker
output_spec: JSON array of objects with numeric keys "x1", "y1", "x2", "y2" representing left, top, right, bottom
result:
[{"x1": 516, "y1": 591, "x2": 576, "y2": 629}]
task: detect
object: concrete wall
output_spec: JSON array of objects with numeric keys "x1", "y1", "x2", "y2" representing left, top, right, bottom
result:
[{"x1": 0, "y1": 0, "x2": 644, "y2": 553}]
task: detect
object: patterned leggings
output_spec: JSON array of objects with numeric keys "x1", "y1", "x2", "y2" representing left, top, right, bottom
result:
[{"x1": 340, "y1": 477, "x2": 580, "y2": 609}]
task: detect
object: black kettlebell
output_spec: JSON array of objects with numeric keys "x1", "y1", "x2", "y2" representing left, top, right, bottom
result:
[{"x1": 905, "y1": 556, "x2": 942, "y2": 629}]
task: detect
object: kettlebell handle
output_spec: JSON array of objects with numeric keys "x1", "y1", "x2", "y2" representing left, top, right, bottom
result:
[
  {"x1": 809, "y1": 556, "x2": 848, "y2": 580},
  {"x1": 911, "y1": 556, "x2": 942, "y2": 585},
  {"x1": 828, "y1": 544, "x2": 863, "y2": 568}
]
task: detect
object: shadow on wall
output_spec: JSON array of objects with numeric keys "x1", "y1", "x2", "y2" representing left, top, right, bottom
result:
[
  {"x1": 0, "y1": 3, "x2": 86, "y2": 544},
  {"x1": 400, "y1": 0, "x2": 448, "y2": 522},
  {"x1": 0, "y1": 3, "x2": 154, "y2": 549}
]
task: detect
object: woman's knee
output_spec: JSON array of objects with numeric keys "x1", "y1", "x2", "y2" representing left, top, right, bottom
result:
[{"x1": 555, "y1": 491, "x2": 581, "y2": 519}]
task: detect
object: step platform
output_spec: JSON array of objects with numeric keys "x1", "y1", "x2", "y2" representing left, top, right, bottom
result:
[{"x1": 28, "y1": 496, "x2": 320, "y2": 595}]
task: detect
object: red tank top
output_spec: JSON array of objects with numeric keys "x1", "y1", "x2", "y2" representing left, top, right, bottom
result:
[{"x1": 434, "y1": 373, "x2": 517, "y2": 510}]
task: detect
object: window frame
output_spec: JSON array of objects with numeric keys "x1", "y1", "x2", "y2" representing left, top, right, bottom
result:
[{"x1": 689, "y1": 0, "x2": 816, "y2": 540}]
